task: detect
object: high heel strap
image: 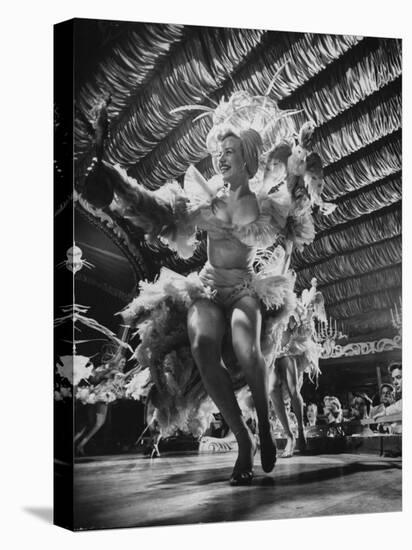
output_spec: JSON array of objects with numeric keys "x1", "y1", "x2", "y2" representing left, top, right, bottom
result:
[{"x1": 229, "y1": 470, "x2": 254, "y2": 486}]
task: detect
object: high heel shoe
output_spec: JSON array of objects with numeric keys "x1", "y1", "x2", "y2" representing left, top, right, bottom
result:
[
  {"x1": 259, "y1": 430, "x2": 277, "y2": 473},
  {"x1": 281, "y1": 436, "x2": 296, "y2": 458},
  {"x1": 229, "y1": 469, "x2": 254, "y2": 486},
  {"x1": 229, "y1": 431, "x2": 256, "y2": 486}
]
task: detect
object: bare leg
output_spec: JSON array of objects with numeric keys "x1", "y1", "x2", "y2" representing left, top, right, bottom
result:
[
  {"x1": 74, "y1": 426, "x2": 87, "y2": 444},
  {"x1": 269, "y1": 362, "x2": 295, "y2": 457},
  {"x1": 76, "y1": 403, "x2": 108, "y2": 455},
  {"x1": 75, "y1": 404, "x2": 94, "y2": 444},
  {"x1": 231, "y1": 296, "x2": 276, "y2": 473},
  {"x1": 283, "y1": 356, "x2": 307, "y2": 451},
  {"x1": 188, "y1": 299, "x2": 254, "y2": 483},
  {"x1": 151, "y1": 433, "x2": 162, "y2": 458}
]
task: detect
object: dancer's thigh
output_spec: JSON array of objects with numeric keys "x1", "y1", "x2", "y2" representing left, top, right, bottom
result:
[
  {"x1": 230, "y1": 295, "x2": 262, "y2": 360},
  {"x1": 95, "y1": 402, "x2": 108, "y2": 423},
  {"x1": 282, "y1": 356, "x2": 300, "y2": 393},
  {"x1": 187, "y1": 299, "x2": 226, "y2": 350}
]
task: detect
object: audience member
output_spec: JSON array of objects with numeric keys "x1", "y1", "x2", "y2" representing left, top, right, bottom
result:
[
  {"x1": 370, "y1": 383, "x2": 395, "y2": 419},
  {"x1": 323, "y1": 396, "x2": 345, "y2": 437},
  {"x1": 305, "y1": 402, "x2": 323, "y2": 438},
  {"x1": 306, "y1": 403, "x2": 318, "y2": 427},
  {"x1": 348, "y1": 392, "x2": 372, "y2": 421},
  {"x1": 373, "y1": 363, "x2": 402, "y2": 434},
  {"x1": 323, "y1": 396, "x2": 343, "y2": 424},
  {"x1": 345, "y1": 392, "x2": 374, "y2": 436},
  {"x1": 389, "y1": 362, "x2": 402, "y2": 400}
]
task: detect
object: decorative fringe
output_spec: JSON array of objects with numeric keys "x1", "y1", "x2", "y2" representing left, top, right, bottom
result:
[
  {"x1": 345, "y1": 309, "x2": 396, "y2": 334},
  {"x1": 293, "y1": 207, "x2": 401, "y2": 268},
  {"x1": 314, "y1": 93, "x2": 401, "y2": 166},
  {"x1": 328, "y1": 286, "x2": 401, "y2": 319},
  {"x1": 313, "y1": 174, "x2": 401, "y2": 231},
  {"x1": 289, "y1": 39, "x2": 401, "y2": 128},
  {"x1": 118, "y1": 33, "x2": 360, "y2": 188},
  {"x1": 296, "y1": 235, "x2": 401, "y2": 289},
  {"x1": 322, "y1": 136, "x2": 401, "y2": 201},
  {"x1": 133, "y1": 116, "x2": 212, "y2": 189},
  {"x1": 226, "y1": 33, "x2": 360, "y2": 102},
  {"x1": 320, "y1": 264, "x2": 401, "y2": 305},
  {"x1": 106, "y1": 28, "x2": 265, "y2": 166},
  {"x1": 75, "y1": 24, "x2": 185, "y2": 152}
]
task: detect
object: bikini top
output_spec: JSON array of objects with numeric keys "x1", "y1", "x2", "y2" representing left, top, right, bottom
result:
[
  {"x1": 196, "y1": 189, "x2": 261, "y2": 242},
  {"x1": 194, "y1": 186, "x2": 290, "y2": 248},
  {"x1": 212, "y1": 189, "x2": 260, "y2": 225}
]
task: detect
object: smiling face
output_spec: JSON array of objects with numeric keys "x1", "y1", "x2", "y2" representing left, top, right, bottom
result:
[{"x1": 218, "y1": 135, "x2": 247, "y2": 186}]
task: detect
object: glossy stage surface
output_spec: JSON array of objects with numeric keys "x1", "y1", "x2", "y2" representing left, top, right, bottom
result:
[{"x1": 73, "y1": 451, "x2": 401, "y2": 530}]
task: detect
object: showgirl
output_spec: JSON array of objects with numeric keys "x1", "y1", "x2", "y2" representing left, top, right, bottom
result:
[
  {"x1": 75, "y1": 355, "x2": 127, "y2": 455},
  {"x1": 84, "y1": 88, "x2": 334, "y2": 485},
  {"x1": 270, "y1": 278, "x2": 327, "y2": 457}
]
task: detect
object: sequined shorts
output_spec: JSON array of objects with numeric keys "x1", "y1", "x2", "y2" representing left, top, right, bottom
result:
[{"x1": 198, "y1": 262, "x2": 257, "y2": 311}]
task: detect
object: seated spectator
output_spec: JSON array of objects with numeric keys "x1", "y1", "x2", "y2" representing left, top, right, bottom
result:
[
  {"x1": 305, "y1": 402, "x2": 323, "y2": 438},
  {"x1": 323, "y1": 396, "x2": 345, "y2": 437},
  {"x1": 323, "y1": 396, "x2": 343, "y2": 424},
  {"x1": 389, "y1": 362, "x2": 402, "y2": 401},
  {"x1": 345, "y1": 392, "x2": 374, "y2": 436},
  {"x1": 347, "y1": 392, "x2": 372, "y2": 421},
  {"x1": 370, "y1": 383, "x2": 395, "y2": 420},
  {"x1": 306, "y1": 403, "x2": 318, "y2": 427},
  {"x1": 373, "y1": 363, "x2": 402, "y2": 434}
]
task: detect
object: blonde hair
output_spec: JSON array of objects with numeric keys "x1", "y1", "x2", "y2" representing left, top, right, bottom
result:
[{"x1": 217, "y1": 127, "x2": 263, "y2": 178}]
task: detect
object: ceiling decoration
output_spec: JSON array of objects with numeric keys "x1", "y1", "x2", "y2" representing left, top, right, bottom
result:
[{"x1": 73, "y1": 22, "x2": 402, "y2": 340}]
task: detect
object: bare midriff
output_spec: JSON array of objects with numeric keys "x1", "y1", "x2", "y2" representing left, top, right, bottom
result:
[{"x1": 207, "y1": 234, "x2": 256, "y2": 271}]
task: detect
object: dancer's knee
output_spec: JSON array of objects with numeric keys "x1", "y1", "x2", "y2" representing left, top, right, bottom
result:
[
  {"x1": 191, "y1": 335, "x2": 220, "y2": 370},
  {"x1": 235, "y1": 344, "x2": 263, "y2": 374}
]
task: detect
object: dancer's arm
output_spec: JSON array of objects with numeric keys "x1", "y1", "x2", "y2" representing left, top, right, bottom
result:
[{"x1": 99, "y1": 162, "x2": 201, "y2": 259}]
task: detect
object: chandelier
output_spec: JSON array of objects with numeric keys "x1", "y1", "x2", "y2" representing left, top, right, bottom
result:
[
  {"x1": 315, "y1": 301, "x2": 402, "y2": 359},
  {"x1": 316, "y1": 318, "x2": 348, "y2": 358}
]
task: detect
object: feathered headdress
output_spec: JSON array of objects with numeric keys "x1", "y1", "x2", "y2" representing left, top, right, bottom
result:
[
  {"x1": 171, "y1": 67, "x2": 336, "y2": 213},
  {"x1": 172, "y1": 69, "x2": 298, "y2": 178}
]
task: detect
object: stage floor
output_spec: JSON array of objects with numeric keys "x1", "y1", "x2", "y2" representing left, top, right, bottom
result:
[{"x1": 73, "y1": 451, "x2": 402, "y2": 530}]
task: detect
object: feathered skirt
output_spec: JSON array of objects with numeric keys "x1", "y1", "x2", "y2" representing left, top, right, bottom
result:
[
  {"x1": 122, "y1": 262, "x2": 296, "y2": 437},
  {"x1": 277, "y1": 323, "x2": 322, "y2": 383},
  {"x1": 76, "y1": 373, "x2": 127, "y2": 405}
]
